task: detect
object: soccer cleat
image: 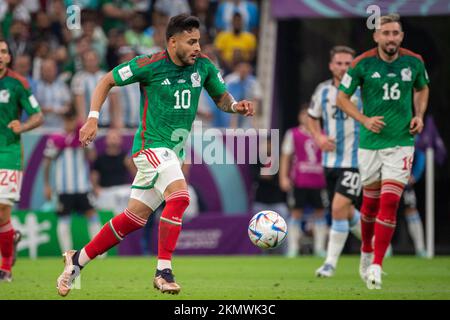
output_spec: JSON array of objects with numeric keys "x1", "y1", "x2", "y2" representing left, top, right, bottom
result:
[
  {"x1": 0, "y1": 269, "x2": 12, "y2": 283},
  {"x1": 12, "y1": 230, "x2": 22, "y2": 267},
  {"x1": 153, "y1": 268, "x2": 181, "y2": 294},
  {"x1": 56, "y1": 250, "x2": 78, "y2": 297},
  {"x1": 359, "y1": 251, "x2": 373, "y2": 282},
  {"x1": 366, "y1": 264, "x2": 382, "y2": 290},
  {"x1": 315, "y1": 263, "x2": 336, "y2": 278}
]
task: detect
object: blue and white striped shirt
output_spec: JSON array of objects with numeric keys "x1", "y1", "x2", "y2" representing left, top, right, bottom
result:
[
  {"x1": 308, "y1": 79, "x2": 362, "y2": 169},
  {"x1": 119, "y1": 82, "x2": 140, "y2": 128}
]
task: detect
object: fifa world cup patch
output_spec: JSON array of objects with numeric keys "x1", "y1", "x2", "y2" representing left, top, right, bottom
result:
[
  {"x1": 118, "y1": 65, "x2": 133, "y2": 81},
  {"x1": 191, "y1": 72, "x2": 201, "y2": 87},
  {"x1": 341, "y1": 73, "x2": 352, "y2": 88},
  {"x1": 0, "y1": 89, "x2": 10, "y2": 103}
]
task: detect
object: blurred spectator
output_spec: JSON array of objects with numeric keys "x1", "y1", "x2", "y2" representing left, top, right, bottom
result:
[
  {"x1": 31, "y1": 40, "x2": 51, "y2": 80},
  {"x1": 214, "y1": 11, "x2": 256, "y2": 73},
  {"x1": 215, "y1": 0, "x2": 259, "y2": 34},
  {"x1": 0, "y1": 0, "x2": 31, "y2": 39},
  {"x1": 63, "y1": 35, "x2": 93, "y2": 79},
  {"x1": 31, "y1": 10, "x2": 60, "y2": 48},
  {"x1": 91, "y1": 128, "x2": 136, "y2": 215},
  {"x1": 12, "y1": 53, "x2": 36, "y2": 93},
  {"x1": 7, "y1": 19, "x2": 32, "y2": 56},
  {"x1": 116, "y1": 46, "x2": 140, "y2": 128},
  {"x1": 43, "y1": 108, "x2": 101, "y2": 254},
  {"x1": 105, "y1": 29, "x2": 127, "y2": 68},
  {"x1": 79, "y1": 17, "x2": 108, "y2": 64},
  {"x1": 101, "y1": 0, "x2": 136, "y2": 34},
  {"x1": 125, "y1": 11, "x2": 153, "y2": 55},
  {"x1": 71, "y1": 49, "x2": 121, "y2": 127},
  {"x1": 191, "y1": 0, "x2": 217, "y2": 43},
  {"x1": 35, "y1": 58, "x2": 72, "y2": 128},
  {"x1": 224, "y1": 61, "x2": 261, "y2": 129},
  {"x1": 280, "y1": 106, "x2": 328, "y2": 257},
  {"x1": 153, "y1": 0, "x2": 190, "y2": 18}
]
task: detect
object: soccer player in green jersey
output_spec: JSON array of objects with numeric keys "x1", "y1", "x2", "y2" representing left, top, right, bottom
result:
[
  {"x1": 56, "y1": 14, "x2": 254, "y2": 296},
  {"x1": 0, "y1": 40, "x2": 44, "y2": 282},
  {"x1": 336, "y1": 14, "x2": 429, "y2": 289}
]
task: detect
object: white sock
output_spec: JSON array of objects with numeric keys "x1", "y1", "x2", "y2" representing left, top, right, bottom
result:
[
  {"x1": 349, "y1": 208, "x2": 362, "y2": 240},
  {"x1": 313, "y1": 218, "x2": 328, "y2": 255},
  {"x1": 325, "y1": 220, "x2": 349, "y2": 267},
  {"x1": 157, "y1": 259, "x2": 172, "y2": 270},
  {"x1": 57, "y1": 217, "x2": 72, "y2": 253},
  {"x1": 406, "y1": 211, "x2": 425, "y2": 253},
  {"x1": 287, "y1": 218, "x2": 302, "y2": 256},
  {"x1": 77, "y1": 248, "x2": 91, "y2": 267}
]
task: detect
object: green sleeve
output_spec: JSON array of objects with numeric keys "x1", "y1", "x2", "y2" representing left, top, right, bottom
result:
[
  {"x1": 112, "y1": 55, "x2": 152, "y2": 86},
  {"x1": 339, "y1": 63, "x2": 362, "y2": 96},
  {"x1": 414, "y1": 60, "x2": 429, "y2": 90},
  {"x1": 18, "y1": 84, "x2": 41, "y2": 116},
  {"x1": 203, "y1": 59, "x2": 227, "y2": 97}
]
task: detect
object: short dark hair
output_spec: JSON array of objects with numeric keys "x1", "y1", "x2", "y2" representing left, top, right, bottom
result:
[
  {"x1": 166, "y1": 14, "x2": 200, "y2": 41},
  {"x1": 329, "y1": 45, "x2": 355, "y2": 61},
  {"x1": 63, "y1": 107, "x2": 78, "y2": 120}
]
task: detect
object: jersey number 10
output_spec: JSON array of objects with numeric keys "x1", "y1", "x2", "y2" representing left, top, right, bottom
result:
[{"x1": 174, "y1": 89, "x2": 191, "y2": 109}]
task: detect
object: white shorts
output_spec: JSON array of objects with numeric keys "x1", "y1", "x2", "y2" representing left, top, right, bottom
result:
[
  {"x1": 130, "y1": 148, "x2": 185, "y2": 211},
  {"x1": 0, "y1": 169, "x2": 23, "y2": 206},
  {"x1": 358, "y1": 146, "x2": 414, "y2": 186}
]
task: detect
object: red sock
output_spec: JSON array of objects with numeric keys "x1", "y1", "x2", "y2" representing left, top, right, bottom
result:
[
  {"x1": 84, "y1": 209, "x2": 146, "y2": 259},
  {"x1": 0, "y1": 221, "x2": 15, "y2": 272},
  {"x1": 158, "y1": 191, "x2": 190, "y2": 261},
  {"x1": 373, "y1": 181, "x2": 404, "y2": 266},
  {"x1": 360, "y1": 187, "x2": 381, "y2": 253}
]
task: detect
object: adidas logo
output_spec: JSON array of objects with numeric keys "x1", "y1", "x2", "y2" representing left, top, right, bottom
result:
[
  {"x1": 371, "y1": 72, "x2": 381, "y2": 78},
  {"x1": 161, "y1": 79, "x2": 171, "y2": 85}
]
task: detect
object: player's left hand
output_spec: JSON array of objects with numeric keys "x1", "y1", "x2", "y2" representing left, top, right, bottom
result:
[
  {"x1": 409, "y1": 116, "x2": 424, "y2": 135},
  {"x1": 7, "y1": 120, "x2": 23, "y2": 134},
  {"x1": 235, "y1": 100, "x2": 255, "y2": 116}
]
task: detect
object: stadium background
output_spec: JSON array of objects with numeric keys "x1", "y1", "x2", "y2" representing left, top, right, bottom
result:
[{"x1": 4, "y1": 0, "x2": 449, "y2": 258}]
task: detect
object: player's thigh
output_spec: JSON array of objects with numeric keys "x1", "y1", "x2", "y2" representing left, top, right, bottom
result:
[
  {"x1": 380, "y1": 146, "x2": 414, "y2": 185},
  {"x1": 57, "y1": 194, "x2": 75, "y2": 217},
  {"x1": 331, "y1": 192, "x2": 353, "y2": 219},
  {"x1": 358, "y1": 148, "x2": 382, "y2": 186},
  {"x1": 334, "y1": 168, "x2": 361, "y2": 204}
]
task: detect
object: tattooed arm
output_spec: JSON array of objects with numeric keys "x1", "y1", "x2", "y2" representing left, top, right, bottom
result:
[{"x1": 212, "y1": 91, "x2": 255, "y2": 116}]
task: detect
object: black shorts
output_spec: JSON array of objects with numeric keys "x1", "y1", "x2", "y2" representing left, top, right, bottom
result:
[
  {"x1": 325, "y1": 168, "x2": 362, "y2": 206},
  {"x1": 290, "y1": 188, "x2": 327, "y2": 210},
  {"x1": 57, "y1": 193, "x2": 95, "y2": 216}
]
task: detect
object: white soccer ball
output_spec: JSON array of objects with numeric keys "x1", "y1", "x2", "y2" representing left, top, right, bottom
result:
[{"x1": 248, "y1": 211, "x2": 288, "y2": 249}]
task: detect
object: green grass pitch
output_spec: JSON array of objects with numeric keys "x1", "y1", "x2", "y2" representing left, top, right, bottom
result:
[{"x1": 1, "y1": 255, "x2": 450, "y2": 300}]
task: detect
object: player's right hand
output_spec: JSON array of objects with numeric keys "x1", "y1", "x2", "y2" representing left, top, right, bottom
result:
[
  {"x1": 279, "y1": 176, "x2": 292, "y2": 192},
  {"x1": 363, "y1": 116, "x2": 386, "y2": 133},
  {"x1": 316, "y1": 134, "x2": 336, "y2": 152},
  {"x1": 79, "y1": 118, "x2": 98, "y2": 148}
]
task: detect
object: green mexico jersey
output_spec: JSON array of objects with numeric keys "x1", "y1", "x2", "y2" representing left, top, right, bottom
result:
[
  {"x1": 0, "y1": 69, "x2": 41, "y2": 170},
  {"x1": 112, "y1": 50, "x2": 227, "y2": 157},
  {"x1": 339, "y1": 48, "x2": 429, "y2": 150}
]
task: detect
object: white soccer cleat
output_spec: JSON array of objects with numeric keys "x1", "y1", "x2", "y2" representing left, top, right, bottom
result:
[
  {"x1": 366, "y1": 264, "x2": 382, "y2": 290},
  {"x1": 315, "y1": 263, "x2": 335, "y2": 278},
  {"x1": 56, "y1": 250, "x2": 77, "y2": 297},
  {"x1": 359, "y1": 251, "x2": 373, "y2": 282}
]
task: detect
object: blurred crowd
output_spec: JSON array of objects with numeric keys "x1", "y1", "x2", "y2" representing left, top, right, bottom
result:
[{"x1": 1, "y1": 0, "x2": 262, "y2": 130}]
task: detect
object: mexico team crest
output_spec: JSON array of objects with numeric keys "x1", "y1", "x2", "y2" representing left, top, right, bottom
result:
[
  {"x1": 0, "y1": 89, "x2": 10, "y2": 103},
  {"x1": 191, "y1": 72, "x2": 201, "y2": 87},
  {"x1": 401, "y1": 67, "x2": 412, "y2": 81}
]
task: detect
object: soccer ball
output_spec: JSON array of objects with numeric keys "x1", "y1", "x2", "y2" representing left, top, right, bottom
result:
[{"x1": 248, "y1": 211, "x2": 287, "y2": 249}]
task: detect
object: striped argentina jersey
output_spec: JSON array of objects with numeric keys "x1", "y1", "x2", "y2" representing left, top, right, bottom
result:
[
  {"x1": 44, "y1": 130, "x2": 91, "y2": 194},
  {"x1": 308, "y1": 79, "x2": 362, "y2": 169}
]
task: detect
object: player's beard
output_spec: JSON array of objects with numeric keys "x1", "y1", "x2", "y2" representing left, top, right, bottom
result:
[
  {"x1": 176, "y1": 49, "x2": 195, "y2": 66},
  {"x1": 382, "y1": 42, "x2": 399, "y2": 56}
]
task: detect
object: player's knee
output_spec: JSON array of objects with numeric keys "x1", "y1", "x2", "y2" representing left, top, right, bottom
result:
[
  {"x1": 165, "y1": 190, "x2": 191, "y2": 211},
  {"x1": 0, "y1": 204, "x2": 11, "y2": 222}
]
